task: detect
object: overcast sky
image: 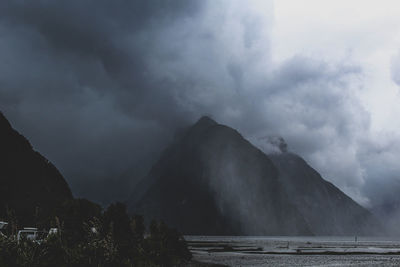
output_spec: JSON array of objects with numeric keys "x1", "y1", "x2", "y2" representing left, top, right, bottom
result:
[{"x1": 1, "y1": 0, "x2": 400, "y2": 206}]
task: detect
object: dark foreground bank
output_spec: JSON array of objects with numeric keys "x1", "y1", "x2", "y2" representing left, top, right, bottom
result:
[{"x1": 0, "y1": 201, "x2": 193, "y2": 267}]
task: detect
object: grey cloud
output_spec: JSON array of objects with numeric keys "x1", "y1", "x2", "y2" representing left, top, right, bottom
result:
[
  {"x1": 0, "y1": 0, "x2": 382, "y2": 206},
  {"x1": 391, "y1": 51, "x2": 400, "y2": 86}
]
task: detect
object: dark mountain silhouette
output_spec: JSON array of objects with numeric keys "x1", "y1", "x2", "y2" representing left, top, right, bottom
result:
[
  {"x1": 129, "y1": 116, "x2": 383, "y2": 235},
  {"x1": 128, "y1": 116, "x2": 311, "y2": 235},
  {"x1": 0, "y1": 112, "x2": 73, "y2": 225}
]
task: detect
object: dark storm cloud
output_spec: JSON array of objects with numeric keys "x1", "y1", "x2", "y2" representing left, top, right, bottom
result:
[
  {"x1": 0, "y1": 0, "x2": 203, "y2": 113},
  {"x1": 0, "y1": 0, "x2": 372, "y2": 205},
  {"x1": 0, "y1": 0, "x2": 205, "y2": 203}
]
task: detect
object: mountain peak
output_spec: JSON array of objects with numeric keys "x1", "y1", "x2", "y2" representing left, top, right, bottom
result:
[
  {"x1": 129, "y1": 115, "x2": 312, "y2": 235},
  {"x1": 187, "y1": 116, "x2": 218, "y2": 136},
  {"x1": 268, "y1": 136, "x2": 288, "y2": 153},
  {"x1": 195, "y1": 116, "x2": 217, "y2": 127}
]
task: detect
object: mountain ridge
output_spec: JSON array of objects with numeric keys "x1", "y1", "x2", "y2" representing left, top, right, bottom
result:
[
  {"x1": 0, "y1": 111, "x2": 73, "y2": 225},
  {"x1": 128, "y1": 116, "x2": 383, "y2": 235}
]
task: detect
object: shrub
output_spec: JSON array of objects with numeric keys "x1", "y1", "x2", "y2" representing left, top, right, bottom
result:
[{"x1": 0, "y1": 202, "x2": 192, "y2": 267}]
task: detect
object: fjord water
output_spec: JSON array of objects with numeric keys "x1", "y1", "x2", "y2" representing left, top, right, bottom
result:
[{"x1": 187, "y1": 236, "x2": 400, "y2": 266}]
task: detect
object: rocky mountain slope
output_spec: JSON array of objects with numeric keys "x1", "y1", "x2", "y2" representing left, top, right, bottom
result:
[
  {"x1": 0, "y1": 112, "x2": 73, "y2": 225},
  {"x1": 129, "y1": 116, "x2": 382, "y2": 235},
  {"x1": 269, "y1": 152, "x2": 382, "y2": 235}
]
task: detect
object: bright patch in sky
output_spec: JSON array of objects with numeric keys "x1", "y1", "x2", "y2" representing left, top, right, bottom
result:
[{"x1": 273, "y1": 0, "x2": 400, "y2": 132}]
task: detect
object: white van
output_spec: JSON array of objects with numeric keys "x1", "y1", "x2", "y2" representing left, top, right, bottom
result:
[
  {"x1": 0, "y1": 221, "x2": 8, "y2": 237},
  {"x1": 17, "y1": 227, "x2": 47, "y2": 243}
]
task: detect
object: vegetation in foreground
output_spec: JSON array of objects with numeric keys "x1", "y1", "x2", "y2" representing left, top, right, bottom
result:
[{"x1": 0, "y1": 200, "x2": 191, "y2": 267}]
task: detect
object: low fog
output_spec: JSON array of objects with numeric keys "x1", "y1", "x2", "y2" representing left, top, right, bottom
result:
[{"x1": 1, "y1": 0, "x2": 400, "y2": 214}]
